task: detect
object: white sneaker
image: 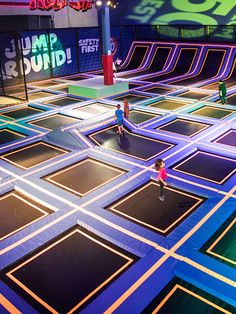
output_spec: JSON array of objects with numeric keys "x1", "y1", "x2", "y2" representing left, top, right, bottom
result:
[{"x1": 159, "y1": 196, "x2": 165, "y2": 201}]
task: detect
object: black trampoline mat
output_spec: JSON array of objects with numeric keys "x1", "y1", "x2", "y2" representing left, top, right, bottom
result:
[
  {"x1": 89, "y1": 126, "x2": 173, "y2": 161},
  {"x1": 44, "y1": 96, "x2": 84, "y2": 106},
  {"x1": 143, "y1": 86, "x2": 174, "y2": 94},
  {"x1": 107, "y1": 182, "x2": 202, "y2": 234},
  {"x1": 65, "y1": 75, "x2": 88, "y2": 81},
  {"x1": 129, "y1": 111, "x2": 158, "y2": 124},
  {"x1": 112, "y1": 93, "x2": 148, "y2": 103},
  {"x1": 142, "y1": 278, "x2": 234, "y2": 314},
  {"x1": 149, "y1": 100, "x2": 188, "y2": 110},
  {"x1": 202, "y1": 214, "x2": 236, "y2": 267},
  {"x1": 51, "y1": 85, "x2": 69, "y2": 92},
  {"x1": 6, "y1": 228, "x2": 134, "y2": 313},
  {"x1": 32, "y1": 81, "x2": 62, "y2": 88},
  {"x1": 214, "y1": 130, "x2": 236, "y2": 147},
  {"x1": 129, "y1": 83, "x2": 142, "y2": 89},
  {"x1": 157, "y1": 119, "x2": 209, "y2": 137},
  {"x1": 30, "y1": 114, "x2": 80, "y2": 130},
  {"x1": 190, "y1": 106, "x2": 234, "y2": 119},
  {"x1": 0, "y1": 191, "x2": 52, "y2": 240},
  {"x1": 173, "y1": 151, "x2": 236, "y2": 184},
  {"x1": 2, "y1": 142, "x2": 68, "y2": 169},
  {"x1": 178, "y1": 91, "x2": 211, "y2": 100},
  {"x1": 75, "y1": 103, "x2": 113, "y2": 115},
  {"x1": 4, "y1": 86, "x2": 27, "y2": 94},
  {"x1": 226, "y1": 93, "x2": 236, "y2": 105},
  {"x1": 0, "y1": 129, "x2": 25, "y2": 145},
  {"x1": 28, "y1": 92, "x2": 54, "y2": 101},
  {"x1": 44, "y1": 158, "x2": 124, "y2": 196},
  {"x1": 2, "y1": 107, "x2": 43, "y2": 119}
]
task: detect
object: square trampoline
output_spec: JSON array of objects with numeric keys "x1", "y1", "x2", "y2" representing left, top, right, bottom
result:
[
  {"x1": 142, "y1": 86, "x2": 175, "y2": 94},
  {"x1": 43, "y1": 96, "x2": 84, "y2": 107},
  {"x1": 177, "y1": 91, "x2": 211, "y2": 100},
  {"x1": 89, "y1": 126, "x2": 174, "y2": 161},
  {"x1": 106, "y1": 182, "x2": 203, "y2": 234},
  {"x1": 190, "y1": 106, "x2": 234, "y2": 119},
  {"x1": 0, "y1": 191, "x2": 52, "y2": 241},
  {"x1": 5, "y1": 228, "x2": 135, "y2": 313},
  {"x1": 51, "y1": 85, "x2": 69, "y2": 93},
  {"x1": 31, "y1": 81, "x2": 62, "y2": 88},
  {"x1": 129, "y1": 110, "x2": 159, "y2": 125},
  {"x1": 213, "y1": 130, "x2": 236, "y2": 147},
  {"x1": 157, "y1": 119, "x2": 210, "y2": 137},
  {"x1": 148, "y1": 99, "x2": 189, "y2": 110},
  {"x1": 142, "y1": 278, "x2": 234, "y2": 313},
  {"x1": 74, "y1": 103, "x2": 114, "y2": 118},
  {"x1": 1, "y1": 142, "x2": 68, "y2": 169},
  {"x1": 0, "y1": 129, "x2": 25, "y2": 145},
  {"x1": 201, "y1": 214, "x2": 236, "y2": 267},
  {"x1": 1, "y1": 107, "x2": 43, "y2": 120},
  {"x1": 112, "y1": 93, "x2": 149, "y2": 103},
  {"x1": 29, "y1": 114, "x2": 81, "y2": 130},
  {"x1": 44, "y1": 158, "x2": 125, "y2": 196},
  {"x1": 172, "y1": 151, "x2": 236, "y2": 184},
  {"x1": 28, "y1": 92, "x2": 55, "y2": 101}
]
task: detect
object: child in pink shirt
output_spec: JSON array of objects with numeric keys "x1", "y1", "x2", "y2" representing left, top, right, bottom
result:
[{"x1": 155, "y1": 159, "x2": 167, "y2": 201}]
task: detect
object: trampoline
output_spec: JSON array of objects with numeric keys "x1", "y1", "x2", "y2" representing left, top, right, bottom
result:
[
  {"x1": 203, "y1": 59, "x2": 236, "y2": 90},
  {"x1": 1, "y1": 142, "x2": 68, "y2": 169},
  {"x1": 177, "y1": 91, "x2": 211, "y2": 100},
  {"x1": 129, "y1": 110, "x2": 158, "y2": 125},
  {"x1": 43, "y1": 96, "x2": 84, "y2": 107},
  {"x1": 3, "y1": 85, "x2": 28, "y2": 94},
  {"x1": 142, "y1": 48, "x2": 198, "y2": 83},
  {"x1": 1, "y1": 107, "x2": 43, "y2": 120},
  {"x1": 44, "y1": 158, "x2": 125, "y2": 196},
  {"x1": 112, "y1": 93, "x2": 149, "y2": 103},
  {"x1": 28, "y1": 92, "x2": 55, "y2": 101},
  {"x1": 157, "y1": 119, "x2": 209, "y2": 137},
  {"x1": 224, "y1": 93, "x2": 236, "y2": 105},
  {"x1": 51, "y1": 85, "x2": 69, "y2": 93},
  {"x1": 213, "y1": 130, "x2": 236, "y2": 147},
  {"x1": 142, "y1": 278, "x2": 234, "y2": 313},
  {"x1": 201, "y1": 213, "x2": 236, "y2": 267},
  {"x1": 89, "y1": 126, "x2": 174, "y2": 161},
  {"x1": 172, "y1": 151, "x2": 236, "y2": 184},
  {"x1": 0, "y1": 96, "x2": 20, "y2": 106},
  {"x1": 0, "y1": 191, "x2": 52, "y2": 241},
  {"x1": 4, "y1": 227, "x2": 135, "y2": 313},
  {"x1": 142, "y1": 86, "x2": 175, "y2": 94},
  {"x1": 29, "y1": 114, "x2": 81, "y2": 130},
  {"x1": 31, "y1": 81, "x2": 62, "y2": 88},
  {"x1": 120, "y1": 47, "x2": 171, "y2": 79},
  {"x1": 172, "y1": 49, "x2": 226, "y2": 85},
  {"x1": 107, "y1": 181, "x2": 203, "y2": 234},
  {"x1": 148, "y1": 99, "x2": 189, "y2": 110},
  {"x1": 64, "y1": 75, "x2": 88, "y2": 81},
  {"x1": 0, "y1": 129, "x2": 25, "y2": 145},
  {"x1": 129, "y1": 83, "x2": 142, "y2": 89},
  {"x1": 190, "y1": 106, "x2": 234, "y2": 119},
  {"x1": 121, "y1": 45, "x2": 149, "y2": 72},
  {"x1": 74, "y1": 103, "x2": 113, "y2": 118}
]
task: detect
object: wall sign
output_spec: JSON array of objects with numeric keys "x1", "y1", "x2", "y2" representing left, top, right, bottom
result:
[{"x1": 29, "y1": 0, "x2": 94, "y2": 11}]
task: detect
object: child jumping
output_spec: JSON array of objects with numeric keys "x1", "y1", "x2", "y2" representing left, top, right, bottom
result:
[
  {"x1": 123, "y1": 98, "x2": 130, "y2": 118},
  {"x1": 114, "y1": 104, "x2": 124, "y2": 134},
  {"x1": 155, "y1": 159, "x2": 167, "y2": 201}
]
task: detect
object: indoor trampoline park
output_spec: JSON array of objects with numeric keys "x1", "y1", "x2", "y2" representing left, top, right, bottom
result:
[{"x1": 0, "y1": 1, "x2": 235, "y2": 313}]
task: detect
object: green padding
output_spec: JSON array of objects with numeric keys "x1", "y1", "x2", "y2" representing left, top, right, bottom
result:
[{"x1": 69, "y1": 81, "x2": 129, "y2": 98}]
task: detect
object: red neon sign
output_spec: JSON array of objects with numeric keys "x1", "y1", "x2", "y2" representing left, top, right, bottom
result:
[{"x1": 29, "y1": 0, "x2": 93, "y2": 11}]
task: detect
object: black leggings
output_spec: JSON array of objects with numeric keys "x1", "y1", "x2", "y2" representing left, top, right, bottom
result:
[{"x1": 159, "y1": 181, "x2": 164, "y2": 197}]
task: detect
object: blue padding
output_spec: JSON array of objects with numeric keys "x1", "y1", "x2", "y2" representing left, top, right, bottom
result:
[{"x1": 0, "y1": 281, "x2": 38, "y2": 314}]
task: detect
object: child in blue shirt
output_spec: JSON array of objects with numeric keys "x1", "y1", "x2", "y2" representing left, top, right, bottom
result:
[{"x1": 114, "y1": 104, "x2": 124, "y2": 134}]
